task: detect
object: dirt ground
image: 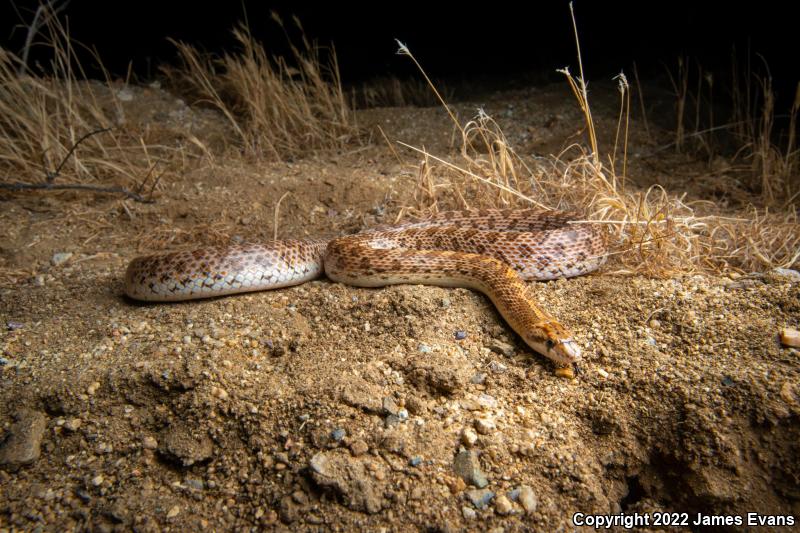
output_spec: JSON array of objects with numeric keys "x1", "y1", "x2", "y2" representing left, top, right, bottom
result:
[{"x1": 1, "y1": 81, "x2": 799, "y2": 532}]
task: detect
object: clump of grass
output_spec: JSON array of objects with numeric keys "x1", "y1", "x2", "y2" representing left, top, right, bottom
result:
[
  {"x1": 0, "y1": 8, "x2": 178, "y2": 198},
  {"x1": 394, "y1": 9, "x2": 799, "y2": 274},
  {"x1": 166, "y1": 13, "x2": 358, "y2": 161}
]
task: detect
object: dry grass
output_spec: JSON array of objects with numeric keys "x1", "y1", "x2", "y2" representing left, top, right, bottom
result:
[
  {"x1": 166, "y1": 14, "x2": 359, "y2": 161},
  {"x1": 395, "y1": 33, "x2": 799, "y2": 274},
  {"x1": 0, "y1": 11, "x2": 181, "y2": 198},
  {"x1": 350, "y1": 75, "x2": 451, "y2": 108}
]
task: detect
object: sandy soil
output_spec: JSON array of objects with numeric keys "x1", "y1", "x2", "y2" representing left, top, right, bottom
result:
[{"x1": 1, "y1": 82, "x2": 799, "y2": 532}]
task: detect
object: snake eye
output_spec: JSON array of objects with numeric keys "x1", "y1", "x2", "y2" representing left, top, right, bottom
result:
[{"x1": 545, "y1": 339, "x2": 555, "y2": 350}]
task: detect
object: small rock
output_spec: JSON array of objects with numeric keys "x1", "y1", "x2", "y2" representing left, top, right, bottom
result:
[
  {"x1": 384, "y1": 414, "x2": 402, "y2": 428},
  {"x1": 477, "y1": 394, "x2": 498, "y2": 409},
  {"x1": 185, "y1": 478, "x2": 204, "y2": 490},
  {"x1": 142, "y1": 436, "x2": 158, "y2": 450},
  {"x1": 330, "y1": 428, "x2": 347, "y2": 442},
  {"x1": 166, "y1": 505, "x2": 180, "y2": 518},
  {"x1": 382, "y1": 396, "x2": 400, "y2": 416},
  {"x1": 64, "y1": 418, "x2": 82, "y2": 432},
  {"x1": 91, "y1": 475, "x2": 104, "y2": 487},
  {"x1": 488, "y1": 360, "x2": 508, "y2": 373},
  {"x1": 489, "y1": 339, "x2": 515, "y2": 356},
  {"x1": 0, "y1": 409, "x2": 47, "y2": 471},
  {"x1": 780, "y1": 328, "x2": 800, "y2": 348},
  {"x1": 462, "y1": 505, "x2": 477, "y2": 519},
  {"x1": 721, "y1": 375, "x2": 735, "y2": 387},
  {"x1": 210, "y1": 386, "x2": 228, "y2": 400},
  {"x1": 349, "y1": 439, "x2": 369, "y2": 456},
  {"x1": 518, "y1": 485, "x2": 538, "y2": 514},
  {"x1": 159, "y1": 424, "x2": 213, "y2": 466},
  {"x1": 86, "y1": 382, "x2": 101, "y2": 395},
  {"x1": 51, "y1": 252, "x2": 73, "y2": 266},
  {"x1": 461, "y1": 427, "x2": 478, "y2": 447},
  {"x1": 117, "y1": 87, "x2": 135, "y2": 101},
  {"x1": 494, "y1": 494, "x2": 514, "y2": 515},
  {"x1": 474, "y1": 418, "x2": 496, "y2": 435},
  {"x1": 418, "y1": 344, "x2": 432, "y2": 353},
  {"x1": 466, "y1": 488, "x2": 494, "y2": 509},
  {"x1": 454, "y1": 330, "x2": 467, "y2": 340},
  {"x1": 6, "y1": 321, "x2": 23, "y2": 331},
  {"x1": 469, "y1": 373, "x2": 486, "y2": 386},
  {"x1": 409, "y1": 456, "x2": 423, "y2": 467},
  {"x1": 453, "y1": 449, "x2": 488, "y2": 488},
  {"x1": 405, "y1": 397, "x2": 426, "y2": 415},
  {"x1": 309, "y1": 450, "x2": 384, "y2": 513},
  {"x1": 441, "y1": 297, "x2": 451, "y2": 308},
  {"x1": 596, "y1": 367, "x2": 609, "y2": 379}
]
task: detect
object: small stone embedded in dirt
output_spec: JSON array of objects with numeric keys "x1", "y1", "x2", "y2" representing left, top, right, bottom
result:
[
  {"x1": 382, "y1": 396, "x2": 400, "y2": 415},
  {"x1": 308, "y1": 450, "x2": 385, "y2": 514},
  {"x1": 489, "y1": 338, "x2": 515, "y2": 356},
  {"x1": 454, "y1": 330, "x2": 467, "y2": 340},
  {"x1": 466, "y1": 488, "x2": 494, "y2": 509},
  {"x1": 6, "y1": 321, "x2": 23, "y2": 331},
  {"x1": 418, "y1": 343, "x2": 432, "y2": 353},
  {"x1": 166, "y1": 505, "x2": 180, "y2": 518},
  {"x1": 494, "y1": 494, "x2": 514, "y2": 515},
  {"x1": 518, "y1": 485, "x2": 538, "y2": 514},
  {"x1": 471, "y1": 372, "x2": 487, "y2": 385},
  {"x1": 185, "y1": 478, "x2": 204, "y2": 491},
  {"x1": 453, "y1": 449, "x2": 488, "y2": 488},
  {"x1": 340, "y1": 378, "x2": 384, "y2": 414},
  {"x1": 349, "y1": 439, "x2": 369, "y2": 456},
  {"x1": 50, "y1": 252, "x2": 73, "y2": 266},
  {"x1": 461, "y1": 427, "x2": 478, "y2": 447},
  {"x1": 142, "y1": 436, "x2": 158, "y2": 450},
  {"x1": 63, "y1": 418, "x2": 82, "y2": 431},
  {"x1": 159, "y1": 423, "x2": 214, "y2": 466},
  {"x1": 91, "y1": 474, "x2": 104, "y2": 487},
  {"x1": 0, "y1": 409, "x2": 47, "y2": 471},
  {"x1": 406, "y1": 350, "x2": 472, "y2": 394},
  {"x1": 384, "y1": 414, "x2": 401, "y2": 428},
  {"x1": 474, "y1": 418, "x2": 496, "y2": 435},
  {"x1": 404, "y1": 396, "x2": 426, "y2": 415},
  {"x1": 773, "y1": 268, "x2": 800, "y2": 282},
  {"x1": 331, "y1": 428, "x2": 347, "y2": 442},
  {"x1": 462, "y1": 506, "x2": 477, "y2": 519},
  {"x1": 409, "y1": 456, "x2": 422, "y2": 467},
  {"x1": 86, "y1": 381, "x2": 101, "y2": 395},
  {"x1": 780, "y1": 327, "x2": 800, "y2": 347},
  {"x1": 488, "y1": 360, "x2": 508, "y2": 373}
]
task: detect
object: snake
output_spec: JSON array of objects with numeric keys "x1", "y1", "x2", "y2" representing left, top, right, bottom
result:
[{"x1": 124, "y1": 209, "x2": 607, "y2": 366}]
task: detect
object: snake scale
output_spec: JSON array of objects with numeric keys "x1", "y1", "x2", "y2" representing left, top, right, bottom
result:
[{"x1": 125, "y1": 209, "x2": 607, "y2": 366}]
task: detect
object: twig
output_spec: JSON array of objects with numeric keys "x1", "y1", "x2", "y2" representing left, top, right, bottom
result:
[
  {"x1": 0, "y1": 181, "x2": 154, "y2": 203},
  {"x1": 47, "y1": 127, "x2": 112, "y2": 182},
  {"x1": 17, "y1": 0, "x2": 71, "y2": 76}
]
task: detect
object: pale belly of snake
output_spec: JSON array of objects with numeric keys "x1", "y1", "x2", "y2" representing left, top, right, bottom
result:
[{"x1": 124, "y1": 209, "x2": 607, "y2": 366}]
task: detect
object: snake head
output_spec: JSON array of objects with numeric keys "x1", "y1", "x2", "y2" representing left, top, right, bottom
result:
[{"x1": 525, "y1": 328, "x2": 581, "y2": 366}]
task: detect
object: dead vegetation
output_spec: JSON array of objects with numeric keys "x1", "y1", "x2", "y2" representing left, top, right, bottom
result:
[
  {"x1": 392, "y1": 10, "x2": 799, "y2": 275},
  {"x1": 165, "y1": 13, "x2": 359, "y2": 161}
]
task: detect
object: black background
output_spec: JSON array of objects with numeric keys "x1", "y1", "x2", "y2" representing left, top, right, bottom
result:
[{"x1": 2, "y1": 1, "x2": 797, "y2": 102}]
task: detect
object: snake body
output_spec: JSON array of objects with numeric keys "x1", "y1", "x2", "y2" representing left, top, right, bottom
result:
[{"x1": 125, "y1": 209, "x2": 606, "y2": 365}]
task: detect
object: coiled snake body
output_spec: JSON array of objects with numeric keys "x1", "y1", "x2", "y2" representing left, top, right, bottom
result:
[{"x1": 125, "y1": 209, "x2": 606, "y2": 366}]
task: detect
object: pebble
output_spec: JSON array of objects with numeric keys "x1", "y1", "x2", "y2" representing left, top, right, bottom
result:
[
  {"x1": 142, "y1": 436, "x2": 158, "y2": 450},
  {"x1": 185, "y1": 478, "x2": 204, "y2": 490},
  {"x1": 461, "y1": 427, "x2": 478, "y2": 447},
  {"x1": 64, "y1": 418, "x2": 82, "y2": 431},
  {"x1": 462, "y1": 506, "x2": 477, "y2": 520},
  {"x1": 474, "y1": 418, "x2": 496, "y2": 435},
  {"x1": 477, "y1": 394, "x2": 498, "y2": 409},
  {"x1": 117, "y1": 87, "x2": 135, "y2": 101},
  {"x1": 780, "y1": 328, "x2": 800, "y2": 348},
  {"x1": 471, "y1": 372, "x2": 487, "y2": 385},
  {"x1": 382, "y1": 396, "x2": 400, "y2": 416},
  {"x1": 488, "y1": 360, "x2": 508, "y2": 373},
  {"x1": 554, "y1": 366, "x2": 575, "y2": 379},
  {"x1": 349, "y1": 439, "x2": 369, "y2": 456},
  {"x1": 210, "y1": 386, "x2": 229, "y2": 400},
  {"x1": 0, "y1": 409, "x2": 47, "y2": 470},
  {"x1": 331, "y1": 428, "x2": 347, "y2": 442},
  {"x1": 466, "y1": 488, "x2": 495, "y2": 509},
  {"x1": 86, "y1": 382, "x2": 101, "y2": 395},
  {"x1": 6, "y1": 321, "x2": 23, "y2": 331},
  {"x1": 51, "y1": 252, "x2": 73, "y2": 266},
  {"x1": 160, "y1": 424, "x2": 214, "y2": 466},
  {"x1": 91, "y1": 475, "x2": 104, "y2": 486},
  {"x1": 518, "y1": 485, "x2": 538, "y2": 514},
  {"x1": 721, "y1": 375, "x2": 735, "y2": 387},
  {"x1": 489, "y1": 339, "x2": 515, "y2": 356},
  {"x1": 441, "y1": 297, "x2": 451, "y2": 308},
  {"x1": 409, "y1": 456, "x2": 423, "y2": 467},
  {"x1": 494, "y1": 494, "x2": 514, "y2": 515},
  {"x1": 454, "y1": 330, "x2": 467, "y2": 340},
  {"x1": 453, "y1": 449, "x2": 488, "y2": 488},
  {"x1": 418, "y1": 344, "x2": 432, "y2": 353},
  {"x1": 166, "y1": 505, "x2": 180, "y2": 518}
]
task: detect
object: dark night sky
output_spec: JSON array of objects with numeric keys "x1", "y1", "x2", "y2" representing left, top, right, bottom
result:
[{"x1": 2, "y1": 1, "x2": 797, "y2": 99}]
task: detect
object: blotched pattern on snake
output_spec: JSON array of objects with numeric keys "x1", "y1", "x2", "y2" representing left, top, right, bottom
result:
[{"x1": 125, "y1": 209, "x2": 607, "y2": 366}]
